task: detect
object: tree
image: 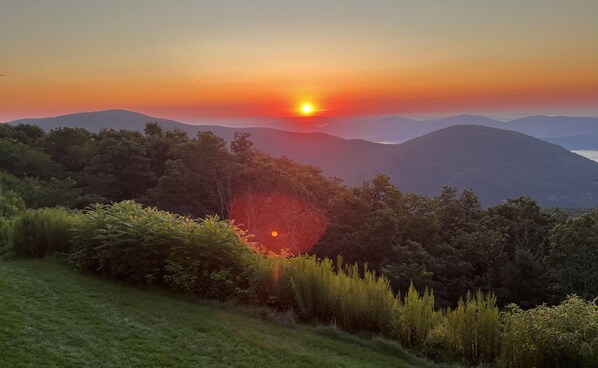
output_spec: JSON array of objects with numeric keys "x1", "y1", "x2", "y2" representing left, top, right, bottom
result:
[
  {"x1": 483, "y1": 197, "x2": 553, "y2": 307},
  {"x1": 143, "y1": 123, "x2": 188, "y2": 181},
  {"x1": 0, "y1": 138, "x2": 65, "y2": 180},
  {"x1": 0, "y1": 171, "x2": 85, "y2": 209},
  {"x1": 42, "y1": 127, "x2": 96, "y2": 173},
  {"x1": 546, "y1": 211, "x2": 598, "y2": 300},
  {"x1": 0, "y1": 124, "x2": 45, "y2": 145},
  {"x1": 84, "y1": 130, "x2": 154, "y2": 201},
  {"x1": 144, "y1": 131, "x2": 231, "y2": 217}
]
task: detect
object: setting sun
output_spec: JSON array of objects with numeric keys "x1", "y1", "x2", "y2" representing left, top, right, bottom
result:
[{"x1": 300, "y1": 103, "x2": 315, "y2": 116}]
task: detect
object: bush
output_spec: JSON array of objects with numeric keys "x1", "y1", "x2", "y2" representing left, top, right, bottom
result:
[
  {"x1": 289, "y1": 256, "x2": 398, "y2": 335},
  {"x1": 163, "y1": 216, "x2": 258, "y2": 299},
  {"x1": 0, "y1": 188, "x2": 26, "y2": 218},
  {"x1": 70, "y1": 201, "x2": 259, "y2": 295},
  {"x1": 71, "y1": 201, "x2": 199, "y2": 284},
  {"x1": 10, "y1": 207, "x2": 80, "y2": 257},
  {"x1": 500, "y1": 295, "x2": 598, "y2": 368}
]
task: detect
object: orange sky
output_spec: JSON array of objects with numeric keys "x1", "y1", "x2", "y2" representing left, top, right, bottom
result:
[{"x1": 2, "y1": 1, "x2": 598, "y2": 122}]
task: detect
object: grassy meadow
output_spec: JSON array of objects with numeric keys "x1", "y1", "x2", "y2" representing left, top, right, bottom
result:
[{"x1": 0, "y1": 259, "x2": 439, "y2": 368}]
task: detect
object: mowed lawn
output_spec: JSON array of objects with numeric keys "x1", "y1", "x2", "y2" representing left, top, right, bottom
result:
[{"x1": 0, "y1": 260, "x2": 435, "y2": 368}]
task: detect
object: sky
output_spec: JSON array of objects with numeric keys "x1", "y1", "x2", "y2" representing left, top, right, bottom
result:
[{"x1": 1, "y1": 0, "x2": 598, "y2": 123}]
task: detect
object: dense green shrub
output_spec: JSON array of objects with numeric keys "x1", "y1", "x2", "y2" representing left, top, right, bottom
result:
[
  {"x1": 163, "y1": 216, "x2": 258, "y2": 299},
  {"x1": 0, "y1": 188, "x2": 26, "y2": 218},
  {"x1": 289, "y1": 256, "x2": 398, "y2": 335},
  {"x1": 500, "y1": 296, "x2": 598, "y2": 368},
  {"x1": 71, "y1": 201, "x2": 198, "y2": 283},
  {"x1": 70, "y1": 201, "x2": 259, "y2": 296},
  {"x1": 10, "y1": 207, "x2": 80, "y2": 257}
]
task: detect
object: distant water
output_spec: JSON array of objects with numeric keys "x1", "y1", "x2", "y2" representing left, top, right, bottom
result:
[{"x1": 573, "y1": 150, "x2": 598, "y2": 163}]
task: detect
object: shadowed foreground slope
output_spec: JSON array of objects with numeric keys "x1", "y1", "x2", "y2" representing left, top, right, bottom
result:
[{"x1": 0, "y1": 260, "x2": 435, "y2": 368}]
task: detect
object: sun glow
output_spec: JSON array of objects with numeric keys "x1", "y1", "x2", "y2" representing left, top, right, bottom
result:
[{"x1": 299, "y1": 102, "x2": 315, "y2": 116}]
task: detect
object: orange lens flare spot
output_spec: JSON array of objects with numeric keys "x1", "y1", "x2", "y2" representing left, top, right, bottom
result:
[{"x1": 230, "y1": 193, "x2": 328, "y2": 257}]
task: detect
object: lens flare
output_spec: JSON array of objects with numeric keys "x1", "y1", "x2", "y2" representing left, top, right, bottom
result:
[{"x1": 230, "y1": 193, "x2": 328, "y2": 256}]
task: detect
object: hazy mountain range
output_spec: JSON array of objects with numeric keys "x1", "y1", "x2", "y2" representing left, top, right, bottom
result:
[
  {"x1": 318, "y1": 114, "x2": 598, "y2": 149},
  {"x1": 10, "y1": 110, "x2": 598, "y2": 149},
  {"x1": 6, "y1": 110, "x2": 598, "y2": 207}
]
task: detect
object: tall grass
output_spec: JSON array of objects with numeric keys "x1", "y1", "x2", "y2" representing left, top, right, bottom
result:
[
  {"x1": 0, "y1": 189, "x2": 26, "y2": 254},
  {"x1": 10, "y1": 208, "x2": 80, "y2": 257},
  {"x1": 289, "y1": 256, "x2": 398, "y2": 335},
  {"x1": 396, "y1": 282, "x2": 442, "y2": 348},
  {"x1": 249, "y1": 256, "x2": 295, "y2": 308},
  {"x1": 439, "y1": 290, "x2": 500, "y2": 364}
]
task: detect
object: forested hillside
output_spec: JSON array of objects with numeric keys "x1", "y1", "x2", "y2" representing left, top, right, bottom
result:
[{"x1": 1, "y1": 122, "x2": 596, "y2": 308}]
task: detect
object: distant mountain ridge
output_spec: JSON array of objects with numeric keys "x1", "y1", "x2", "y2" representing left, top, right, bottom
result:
[
  {"x1": 388, "y1": 125, "x2": 598, "y2": 207},
  {"x1": 10, "y1": 110, "x2": 598, "y2": 149},
  {"x1": 320, "y1": 114, "x2": 598, "y2": 149},
  {"x1": 6, "y1": 109, "x2": 598, "y2": 207},
  {"x1": 8, "y1": 109, "x2": 191, "y2": 133}
]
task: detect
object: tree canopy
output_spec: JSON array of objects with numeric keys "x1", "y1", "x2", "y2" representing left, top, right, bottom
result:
[{"x1": 0, "y1": 121, "x2": 595, "y2": 308}]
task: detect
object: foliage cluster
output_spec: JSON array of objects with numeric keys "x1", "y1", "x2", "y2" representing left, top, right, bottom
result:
[
  {"x1": 0, "y1": 188, "x2": 26, "y2": 254},
  {"x1": 546, "y1": 212, "x2": 598, "y2": 300},
  {"x1": 69, "y1": 201, "x2": 257, "y2": 297},
  {"x1": 500, "y1": 296, "x2": 598, "y2": 368},
  {"x1": 315, "y1": 178, "x2": 596, "y2": 309},
  {"x1": 9, "y1": 207, "x2": 79, "y2": 257}
]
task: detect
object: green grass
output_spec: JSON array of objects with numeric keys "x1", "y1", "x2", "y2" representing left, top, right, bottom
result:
[{"x1": 0, "y1": 259, "x2": 440, "y2": 368}]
